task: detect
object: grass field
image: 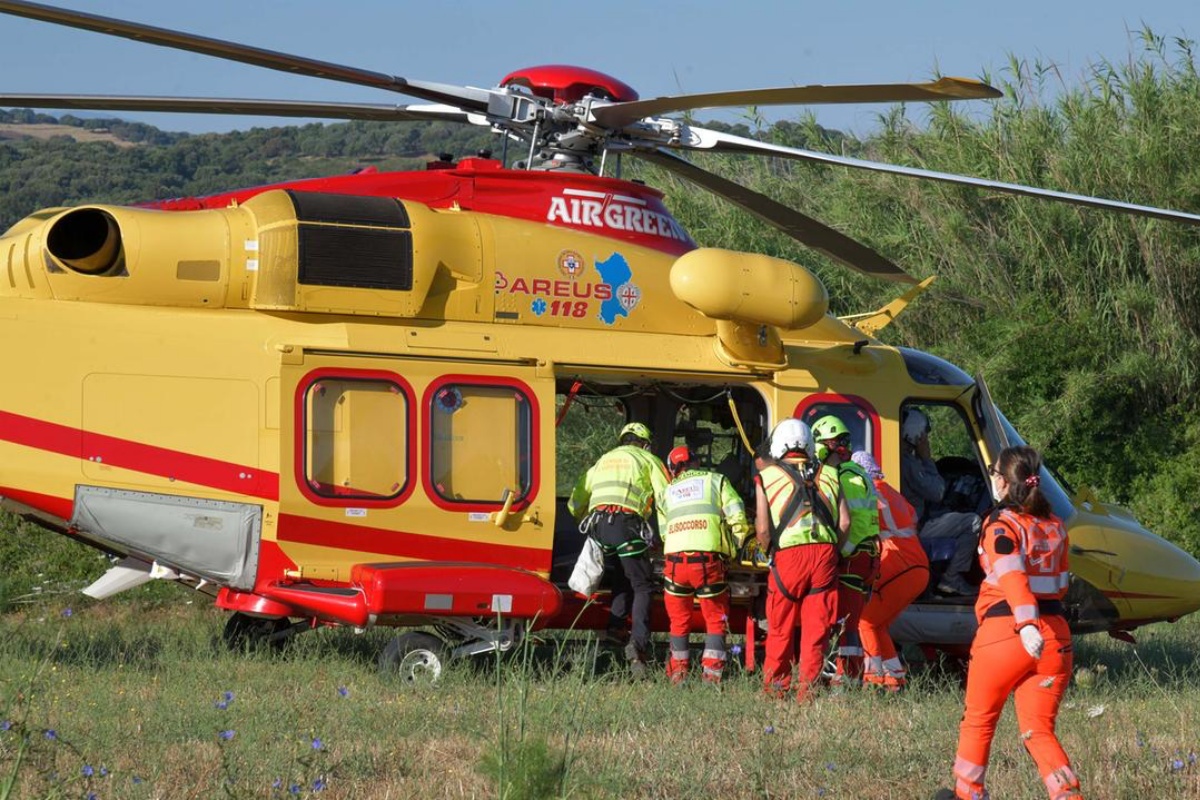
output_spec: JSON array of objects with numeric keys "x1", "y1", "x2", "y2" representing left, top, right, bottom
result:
[{"x1": 1, "y1": 594, "x2": 1198, "y2": 800}]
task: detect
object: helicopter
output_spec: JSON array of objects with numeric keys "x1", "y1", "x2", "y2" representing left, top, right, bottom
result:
[{"x1": 2, "y1": 0, "x2": 1199, "y2": 678}]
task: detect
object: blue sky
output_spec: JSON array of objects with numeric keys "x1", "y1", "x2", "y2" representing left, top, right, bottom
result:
[{"x1": 2, "y1": 1, "x2": 1198, "y2": 135}]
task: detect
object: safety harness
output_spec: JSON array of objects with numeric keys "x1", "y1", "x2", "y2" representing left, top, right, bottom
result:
[{"x1": 766, "y1": 460, "x2": 838, "y2": 604}]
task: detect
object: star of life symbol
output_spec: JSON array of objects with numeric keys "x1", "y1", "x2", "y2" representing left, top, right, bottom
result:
[{"x1": 617, "y1": 282, "x2": 641, "y2": 312}]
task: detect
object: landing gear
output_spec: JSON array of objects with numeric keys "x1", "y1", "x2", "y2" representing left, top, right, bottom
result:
[
  {"x1": 378, "y1": 617, "x2": 526, "y2": 683},
  {"x1": 221, "y1": 612, "x2": 292, "y2": 651},
  {"x1": 379, "y1": 632, "x2": 447, "y2": 685}
]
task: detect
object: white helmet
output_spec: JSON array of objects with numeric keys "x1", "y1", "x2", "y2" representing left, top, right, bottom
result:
[
  {"x1": 769, "y1": 418, "x2": 814, "y2": 459},
  {"x1": 902, "y1": 408, "x2": 930, "y2": 445}
]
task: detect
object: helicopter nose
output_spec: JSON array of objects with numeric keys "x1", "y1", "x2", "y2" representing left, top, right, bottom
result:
[{"x1": 1069, "y1": 513, "x2": 1200, "y2": 628}]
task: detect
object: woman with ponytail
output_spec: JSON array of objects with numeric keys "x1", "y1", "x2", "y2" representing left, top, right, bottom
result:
[{"x1": 936, "y1": 446, "x2": 1084, "y2": 800}]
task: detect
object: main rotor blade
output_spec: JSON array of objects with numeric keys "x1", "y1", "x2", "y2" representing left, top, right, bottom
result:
[
  {"x1": 592, "y1": 77, "x2": 1000, "y2": 129},
  {"x1": 0, "y1": 93, "x2": 473, "y2": 123},
  {"x1": 634, "y1": 148, "x2": 916, "y2": 284},
  {"x1": 0, "y1": 0, "x2": 491, "y2": 111},
  {"x1": 682, "y1": 125, "x2": 1200, "y2": 227}
]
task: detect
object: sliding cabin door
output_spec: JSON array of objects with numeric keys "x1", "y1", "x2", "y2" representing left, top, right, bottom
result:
[{"x1": 277, "y1": 353, "x2": 554, "y2": 583}]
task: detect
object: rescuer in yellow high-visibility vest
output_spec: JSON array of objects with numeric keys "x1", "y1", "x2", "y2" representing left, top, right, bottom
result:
[
  {"x1": 811, "y1": 415, "x2": 881, "y2": 686},
  {"x1": 660, "y1": 445, "x2": 750, "y2": 684},
  {"x1": 568, "y1": 421, "x2": 669, "y2": 675},
  {"x1": 756, "y1": 419, "x2": 849, "y2": 702}
]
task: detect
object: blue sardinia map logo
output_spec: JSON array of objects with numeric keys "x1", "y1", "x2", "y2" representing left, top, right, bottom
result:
[{"x1": 595, "y1": 252, "x2": 640, "y2": 325}]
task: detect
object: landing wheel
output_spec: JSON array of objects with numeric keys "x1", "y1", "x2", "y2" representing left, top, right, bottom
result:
[
  {"x1": 379, "y1": 632, "x2": 447, "y2": 685},
  {"x1": 222, "y1": 613, "x2": 290, "y2": 652}
]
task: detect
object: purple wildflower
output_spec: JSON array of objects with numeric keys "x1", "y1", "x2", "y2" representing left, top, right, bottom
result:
[
  {"x1": 223, "y1": 691, "x2": 235, "y2": 703},
  {"x1": 764, "y1": 725, "x2": 775, "y2": 734},
  {"x1": 1171, "y1": 759, "x2": 1185, "y2": 772},
  {"x1": 82, "y1": 765, "x2": 95, "y2": 777},
  {"x1": 337, "y1": 686, "x2": 350, "y2": 698},
  {"x1": 312, "y1": 777, "x2": 327, "y2": 791},
  {"x1": 311, "y1": 737, "x2": 323, "y2": 750},
  {"x1": 62, "y1": 608, "x2": 73, "y2": 618},
  {"x1": 1, "y1": 720, "x2": 10, "y2": 731},
  {"x1": 730, "y1": 644, "x2": 743, "y2": 656},
  {"x1": 44, "y1": 729, "x2": 57, "y2": 740},
  {"x1": 218, "y1": 729, "x2": 235, "y2": 741}
]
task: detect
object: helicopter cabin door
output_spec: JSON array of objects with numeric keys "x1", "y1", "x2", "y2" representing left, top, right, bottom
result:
[{"x1": 277, "y1": 352, "x2": 554, "y2": 584}]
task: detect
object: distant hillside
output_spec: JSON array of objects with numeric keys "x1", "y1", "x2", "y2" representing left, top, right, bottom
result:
[
  {"x1": 0, "y1": 108, "x2": 819, "y2": 232},
  {"x1": 0, "y1": 110, "x2": 502, "y2": 229}
]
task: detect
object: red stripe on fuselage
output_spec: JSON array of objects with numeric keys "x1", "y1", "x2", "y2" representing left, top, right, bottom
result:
[
  {"x1": 0, "y1": 410, "x2": 279, "y2": 501},
  {"x1": 0, "y1": 484, "x2": 74, "y2": 521},
  {"x1": 277, "y1": 513, "x2": 551, "y2": 573}
]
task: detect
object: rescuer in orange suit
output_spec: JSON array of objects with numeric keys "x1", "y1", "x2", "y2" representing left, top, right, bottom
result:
[
  {"x1": 935, "y1": 445, "x2": 1083, "y2": 800},
  {"x1": 660, "y1": 445, "x2": 750, "y2": 684},
  {"x1": 755, "y1": 419, "x2": 849, "y2": 702},
  {"x1": 851, "y1": 451, "x2": 930, "y2": 691}
]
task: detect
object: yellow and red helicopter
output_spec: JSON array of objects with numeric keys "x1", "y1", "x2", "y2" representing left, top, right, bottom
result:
[{"x1": 2, "y1": 0, "x2": 1199, "y2": 676}]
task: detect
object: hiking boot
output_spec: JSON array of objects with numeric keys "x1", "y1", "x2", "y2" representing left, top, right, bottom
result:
[
  {"x1": 936, "y1": 577, "x2": 977, "y2": 597},
  {"x1": 864, "y1": 673, "x2": 905, "y2": 693},
  {"x1": 624, "y1": 642, "x2": 648, "y2": 678},
  {"x1": 932, "y1": 790, "x2": 957, "y2": 800}
]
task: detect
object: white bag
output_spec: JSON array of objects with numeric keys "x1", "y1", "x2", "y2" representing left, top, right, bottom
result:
[{"x1": 568, "y1": 537, "x2": 605, "y2": 597}]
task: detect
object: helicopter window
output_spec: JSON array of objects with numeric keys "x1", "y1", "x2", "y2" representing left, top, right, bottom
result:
[
  {"x1": 797, "y1": 396, "x2": 879, "y2": 457},
  {"x1": 428, "y1": 381, "x2": 534, "y2": 505},
  {"x1": 304, "y1": 378, "x2": 410, "y2": 501},
  {"x1": 898, "y1": 347, "x2": 973, "y2": 387},
  {"x1": 901, "y1": 401, "x2": 989, "y2": 516}
]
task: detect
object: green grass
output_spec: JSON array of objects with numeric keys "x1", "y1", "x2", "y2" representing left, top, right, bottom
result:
[{"x1": 1, "y1": 594, "x2": 1198, "y2": 799}]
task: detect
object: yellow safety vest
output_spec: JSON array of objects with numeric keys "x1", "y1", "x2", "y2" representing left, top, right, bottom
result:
[
  {"x1": 567, "y1": 444, "x2": 669, "y2": 525},
  {"x1": 662, "y1": 468, "x2": 749, "y2": 557},
  {"x1": 761, "y1": 460, "x2": 838, "y2": 549},
  {"x1": 838, "y1": 461, "x2": 881, "y2": 548}
]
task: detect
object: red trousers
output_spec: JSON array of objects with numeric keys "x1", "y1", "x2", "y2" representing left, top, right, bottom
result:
[
  {"x1": 663, "y1": 556, "x2": 729, "y2": 682},
  {"x1": 952, "y1": 615, "x2": 1082, "y2": 800},
  {"x1": 834, "y1": 545, "x2": 879, "y2": 680},
  {"x1": 859, "y1": 538, "x2": 929, "y2": 674},
  {"x1": 762, "y1": 542, "x2": 838, "y2": 700}
]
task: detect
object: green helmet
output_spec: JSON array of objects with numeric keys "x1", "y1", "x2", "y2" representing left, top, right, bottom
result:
[
  {"x1": 619, "y1": 422, "x2": 652, "y2": 443},
  {"x1": 811, "y1": 415, "x2": 851, "y2": 462}
]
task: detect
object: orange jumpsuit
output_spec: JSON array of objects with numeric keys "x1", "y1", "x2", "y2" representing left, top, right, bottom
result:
[
  {"x1": 951, "y1": 508, "x2": 1083, "y2": 800},
  {"x1": 858, "y1": 478, "x2": 929, "y2": 689}
]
